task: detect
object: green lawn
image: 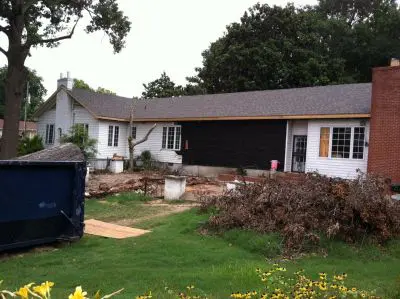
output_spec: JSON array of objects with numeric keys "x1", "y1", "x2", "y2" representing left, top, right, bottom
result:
[{"x1": 0, "y1": 194, "x2": 399, "y2": 298}]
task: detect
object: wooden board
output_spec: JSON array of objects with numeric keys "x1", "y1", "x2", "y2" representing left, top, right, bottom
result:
[{"x1": 85, "y1": 219, "x2": 151, "y2": 239}]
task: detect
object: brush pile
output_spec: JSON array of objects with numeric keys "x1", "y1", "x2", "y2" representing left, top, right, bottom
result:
[{"x1": 201, "y1": 173, "x2": 400, "y2": 252}]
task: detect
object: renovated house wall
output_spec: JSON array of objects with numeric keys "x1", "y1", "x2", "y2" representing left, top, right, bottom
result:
[
  {"x1": 132, "y1": 122, "x2": 182, "y2": 164},
  {"x1": 37, "y1": 109, "x2": 56, "y2": 148},
  {"x1": 284, "y1": 120, "x2": 308, "y2": 172},
  {"x1": 306, "y1": 119, "x2": 369, "y2": 179}
]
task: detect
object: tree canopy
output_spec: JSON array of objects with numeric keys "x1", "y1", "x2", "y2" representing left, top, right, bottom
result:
[
  {"x1": 0, "y1": 0, "x2": 130, "y2": 158},
  {"x1": 141, "y1": 72, "x2": 205, "y2": 99},
  {"x1": 73, "y1": 79, "x2": 116, "y2": 95},
  {"x1": 0, "y1": 66, "x2": 46, "y2": 120},
  {"x1": 187, "y1": 0, "x2": 400, "y2": 94}
]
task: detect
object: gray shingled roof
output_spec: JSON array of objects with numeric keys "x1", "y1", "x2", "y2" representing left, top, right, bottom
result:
[{"x1": 69, "y1": 83, "x2": 372, "y2": 121}]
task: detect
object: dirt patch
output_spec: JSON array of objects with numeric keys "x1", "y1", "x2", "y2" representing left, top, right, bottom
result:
[{"x1": 87, "y1": 171, "x2": 225, "y2": 200}]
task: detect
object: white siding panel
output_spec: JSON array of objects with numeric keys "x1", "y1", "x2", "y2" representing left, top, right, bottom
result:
[
  {"x1": 133, "y1": 122, "x2": 182, "y2": 164},
  {"x1": 37, "y1": 109, "x2": 56, "y2": 148},
  {"x1": 97, "y1": 121, "x2": 129, "y2": 159},
  {"x1": 72, "y1": 106, "x2": 100, "y2": 152},
  {"x1": 306, "y1": 119, "x2": 369, "y2": 179},
  {"x1": 284, "y1": 120, "x2": 308, "y2": 172}
]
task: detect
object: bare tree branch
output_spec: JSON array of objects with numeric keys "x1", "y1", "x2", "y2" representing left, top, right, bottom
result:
[
  {"x1": 0, "y1": 46, "x2": 7, "y2": 57},
  {"x1": 29, "y1": 18, "x2": 80, "y2": 46},
  {"x1": 132, "y1": 124, "x2": 157, "y2": 147}
]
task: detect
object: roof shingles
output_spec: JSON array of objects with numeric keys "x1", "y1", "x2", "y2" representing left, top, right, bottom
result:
[{"x1": 69, "y1": 83, "x2": 372, "y2": 121}]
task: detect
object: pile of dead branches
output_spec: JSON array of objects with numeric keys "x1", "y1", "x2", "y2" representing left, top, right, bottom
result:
[{"x1": 200, "y1": 173, "x2": 400, "y2": 252}]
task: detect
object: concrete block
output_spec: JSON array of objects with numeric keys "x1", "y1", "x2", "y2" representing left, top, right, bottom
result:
[
  {"x1": 110, "y1": 160, "x2": 124, "y2": 174},
  {"x1": 164, "y1": 175, "x2": 186, "y2": 200}
]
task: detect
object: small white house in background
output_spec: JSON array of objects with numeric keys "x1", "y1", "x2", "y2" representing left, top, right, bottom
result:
[{"x1": 34, "y1": 72, "x2": 375, "y2": 180}]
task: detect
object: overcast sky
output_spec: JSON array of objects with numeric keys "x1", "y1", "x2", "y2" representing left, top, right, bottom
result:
[{"x1": 0, "y1": 0, "x2": 317, "y2": 98}]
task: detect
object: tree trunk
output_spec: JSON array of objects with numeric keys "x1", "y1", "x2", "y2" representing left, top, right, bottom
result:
[
  {"x1": 0, "y1": 1, "x2": 29, "y2": 159},
  {"x1": 0, "y1": 64, "x2": 26, "y2": 159}
]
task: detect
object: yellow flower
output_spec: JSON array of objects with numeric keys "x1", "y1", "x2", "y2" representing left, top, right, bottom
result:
[
  {"x1": 15, "y1": 287, "x2": 29, "y2": 299},
  {"x1": 33, "y1": 281, "x2": 54, "y2": 298},
  {"x1": 69, "y1": 286, "x2": 88, "y2": 299},
  {"x1": 351, "y1": 287, "x2": 357, "y2": 292}
]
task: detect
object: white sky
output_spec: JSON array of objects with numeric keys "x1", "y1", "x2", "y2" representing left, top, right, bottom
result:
[{"x1": 0, "y1": 0, "x2": 317, "y2": 98}]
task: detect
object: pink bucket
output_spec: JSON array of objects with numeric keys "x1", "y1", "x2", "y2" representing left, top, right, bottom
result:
[{"x1": 270, "y1": 160, "x2": 279, "y2": 170}]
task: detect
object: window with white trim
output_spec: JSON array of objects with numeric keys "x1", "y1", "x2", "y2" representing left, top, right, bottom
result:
[
  {"x1": 45, "y1": 124, "x2": 55, "y2": 144},
  {"x1": 108, "y1": 125, "x2": 120, "y2": 147},
  {"x1": 319, "y1": 126, "x2": 366, "y2": 159},
  {"x1": 131, "y1": 126, "x2": 137, "y2": 139},
  {"x1": 162, "y1": 126, "x2": 181, "y2": 150}
]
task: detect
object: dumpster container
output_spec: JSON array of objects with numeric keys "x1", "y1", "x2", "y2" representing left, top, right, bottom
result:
[{"x1": 0, "y1": 160, "x2": 86, "y2": 251}]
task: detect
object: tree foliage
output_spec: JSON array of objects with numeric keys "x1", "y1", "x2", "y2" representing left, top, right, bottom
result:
[
  {"x1": 0, "y1": 66, "x2": 46, "y2": 120},
  {"x1": 188, "y1": 1, "x2": 400, "y2": 93},
  {"x1": 142, "y1": 72, "x2": 185, "y2": 99},
  {"x1": 0, "y1": 0, "x2": 130, "y2": 159},
  {"x1": 17, "y1": 135, "x2": 44, "y2": 156},
  {"x1": 60, "y1": 124, "x2": 97, "y2": 160},
  {"x1": 73, "y1": 79, "x2": 116, "y2": 95}
]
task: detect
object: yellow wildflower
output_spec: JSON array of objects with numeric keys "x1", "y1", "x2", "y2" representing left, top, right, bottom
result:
[
  {"x1": 69, "y1": 286, "x2": 88, "y2": 299},
  {"x1": 15, "y1": 287, "x2": 29, "y2": 299}
]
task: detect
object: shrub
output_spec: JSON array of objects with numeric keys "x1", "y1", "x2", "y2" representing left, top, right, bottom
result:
[
  {"x1": 60, "y1": 124, "x2": 97, "y2": 160},
  {"x1": 17, "y1": 135, "x2": 44, "y2": 156},
  {"x1": 200, "y1": 173, "x2": 400, "y2": 252}
]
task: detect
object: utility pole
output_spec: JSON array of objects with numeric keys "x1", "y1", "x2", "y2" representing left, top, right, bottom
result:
[{"x1": 24, "y1": 81, "x2": 30, "y2": 136}]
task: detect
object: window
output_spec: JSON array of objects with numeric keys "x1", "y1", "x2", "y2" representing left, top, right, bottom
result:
[
  {"x1": 114, "y1": 126, "x2": 119, "y2": 147},
  {"x1": 318, "y1": 126, "x2": 366, "y2": 160},
  {"x1": 319, "y1": 128, "x2": 330, "y2": 157},
  {"x1": 108, "y1": 126, "x2": 113, "y2": 146},
  {"x1": 108, "y1": 125, "x2": 120, "y2": 147},
  {"x1": 76, "y1": 123, "x2": 89, "y2": 142},
  {"x1": 45, "y1": 124, "x2": 55, "y2": 144},
  {"x1": 352, "y1": 127, "x2": 365, "y2": 159},
  {"x1": 331, "y1": 127, "x2": 351, "y2": 158},
  {"x1": 162, "y1": 126, "x2": 181, "y2": 150},
  {"x1": 131, "y1": 126, "x2": 137, "y2": 139}
]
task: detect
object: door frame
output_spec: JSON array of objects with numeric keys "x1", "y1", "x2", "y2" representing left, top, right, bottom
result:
[{"x1": 291, "y1": 135, "x2": 307, "y2": 173}]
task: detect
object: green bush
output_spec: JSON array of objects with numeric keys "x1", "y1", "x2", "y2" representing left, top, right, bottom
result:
[
  {"x1": 60, "y1": 124, "x2": 97, "y2": 160},
  {"x1": 17, "y1": 135, "x2": 44, "y2": 156}
]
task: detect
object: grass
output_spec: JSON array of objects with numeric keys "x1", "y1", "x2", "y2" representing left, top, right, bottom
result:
[
  {"x1": 84, "y1": 192, "x2": 166, "y2": 223},
  {"x1": 0, "y1": 194, "x2": 399, "y2": 298}
]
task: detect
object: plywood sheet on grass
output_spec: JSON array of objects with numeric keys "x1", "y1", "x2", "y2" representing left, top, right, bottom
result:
[{"x1": 85, "y1": 219, "x2": 151, "y2": 239}]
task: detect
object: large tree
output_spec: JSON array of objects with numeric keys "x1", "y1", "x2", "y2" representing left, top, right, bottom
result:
[
  {"x1": 0, "y1": 1, "x2": 130, "y2": 159},
  {"x1": 189, "y1": 1, "x2": 400, "y2": 93},
  {"x1": 0, "y1": 66, "x2": 46, "y2": 120}
]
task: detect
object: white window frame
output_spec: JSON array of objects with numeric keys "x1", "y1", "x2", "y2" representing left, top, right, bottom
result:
[
  {"x1": 162, "y1": 125, "x2": 181, "y2": 151},
  {"x1": 45, "y1": 124, "x2": 55, "y2": 145},
  {"x1": 319, "y1": 126, "x2": 366, "y2": 160},
  {"x1": 107, "y1": 125, "x2": 119, "y2": 147}
]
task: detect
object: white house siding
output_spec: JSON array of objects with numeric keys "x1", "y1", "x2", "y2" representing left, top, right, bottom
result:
[
  {"x1": 37, "y1": 109, "x2": 56, "y2": 148},
  {"x1": 96, "y1": 120, "x2": 129, "y2": 159},
  {"x1": 132, "y1": 122, "x2": 183, "y2": 164},
  {"x1": 72, "y1": 106, "x2": 100, "y2": 147},
  {"x1": 284, "y1": 120, "x2": 308, "y2": 172},
  {"x1": 306, "y1": 119, "x2": 369, "y2": 179}
]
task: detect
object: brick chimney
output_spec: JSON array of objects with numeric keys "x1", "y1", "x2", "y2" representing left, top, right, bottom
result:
[{"x1": 367, "y1": 61, "x2": 400, "y2": 183}]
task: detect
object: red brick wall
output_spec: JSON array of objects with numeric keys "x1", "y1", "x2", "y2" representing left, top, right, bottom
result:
[{"x1": 368, "y1": 66, "x2": 400, "y2": 183}]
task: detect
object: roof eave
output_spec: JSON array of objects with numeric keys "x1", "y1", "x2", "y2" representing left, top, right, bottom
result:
[{"x1": 128, "y1": 113, "x2": 371, "y2": 122}]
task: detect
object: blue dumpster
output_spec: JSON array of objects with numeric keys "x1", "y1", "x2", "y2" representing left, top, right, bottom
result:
[{"x1": 0, "y1": 161, "x2": 86, "y2": 251}]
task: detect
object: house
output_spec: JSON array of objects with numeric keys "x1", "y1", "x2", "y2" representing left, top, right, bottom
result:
[
  {"x1": 33, "y1": 63, "x2": 400, "y2": 184},
  {"x1": 0, "y1": 119, "x2": 37, "y2": 139}
]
